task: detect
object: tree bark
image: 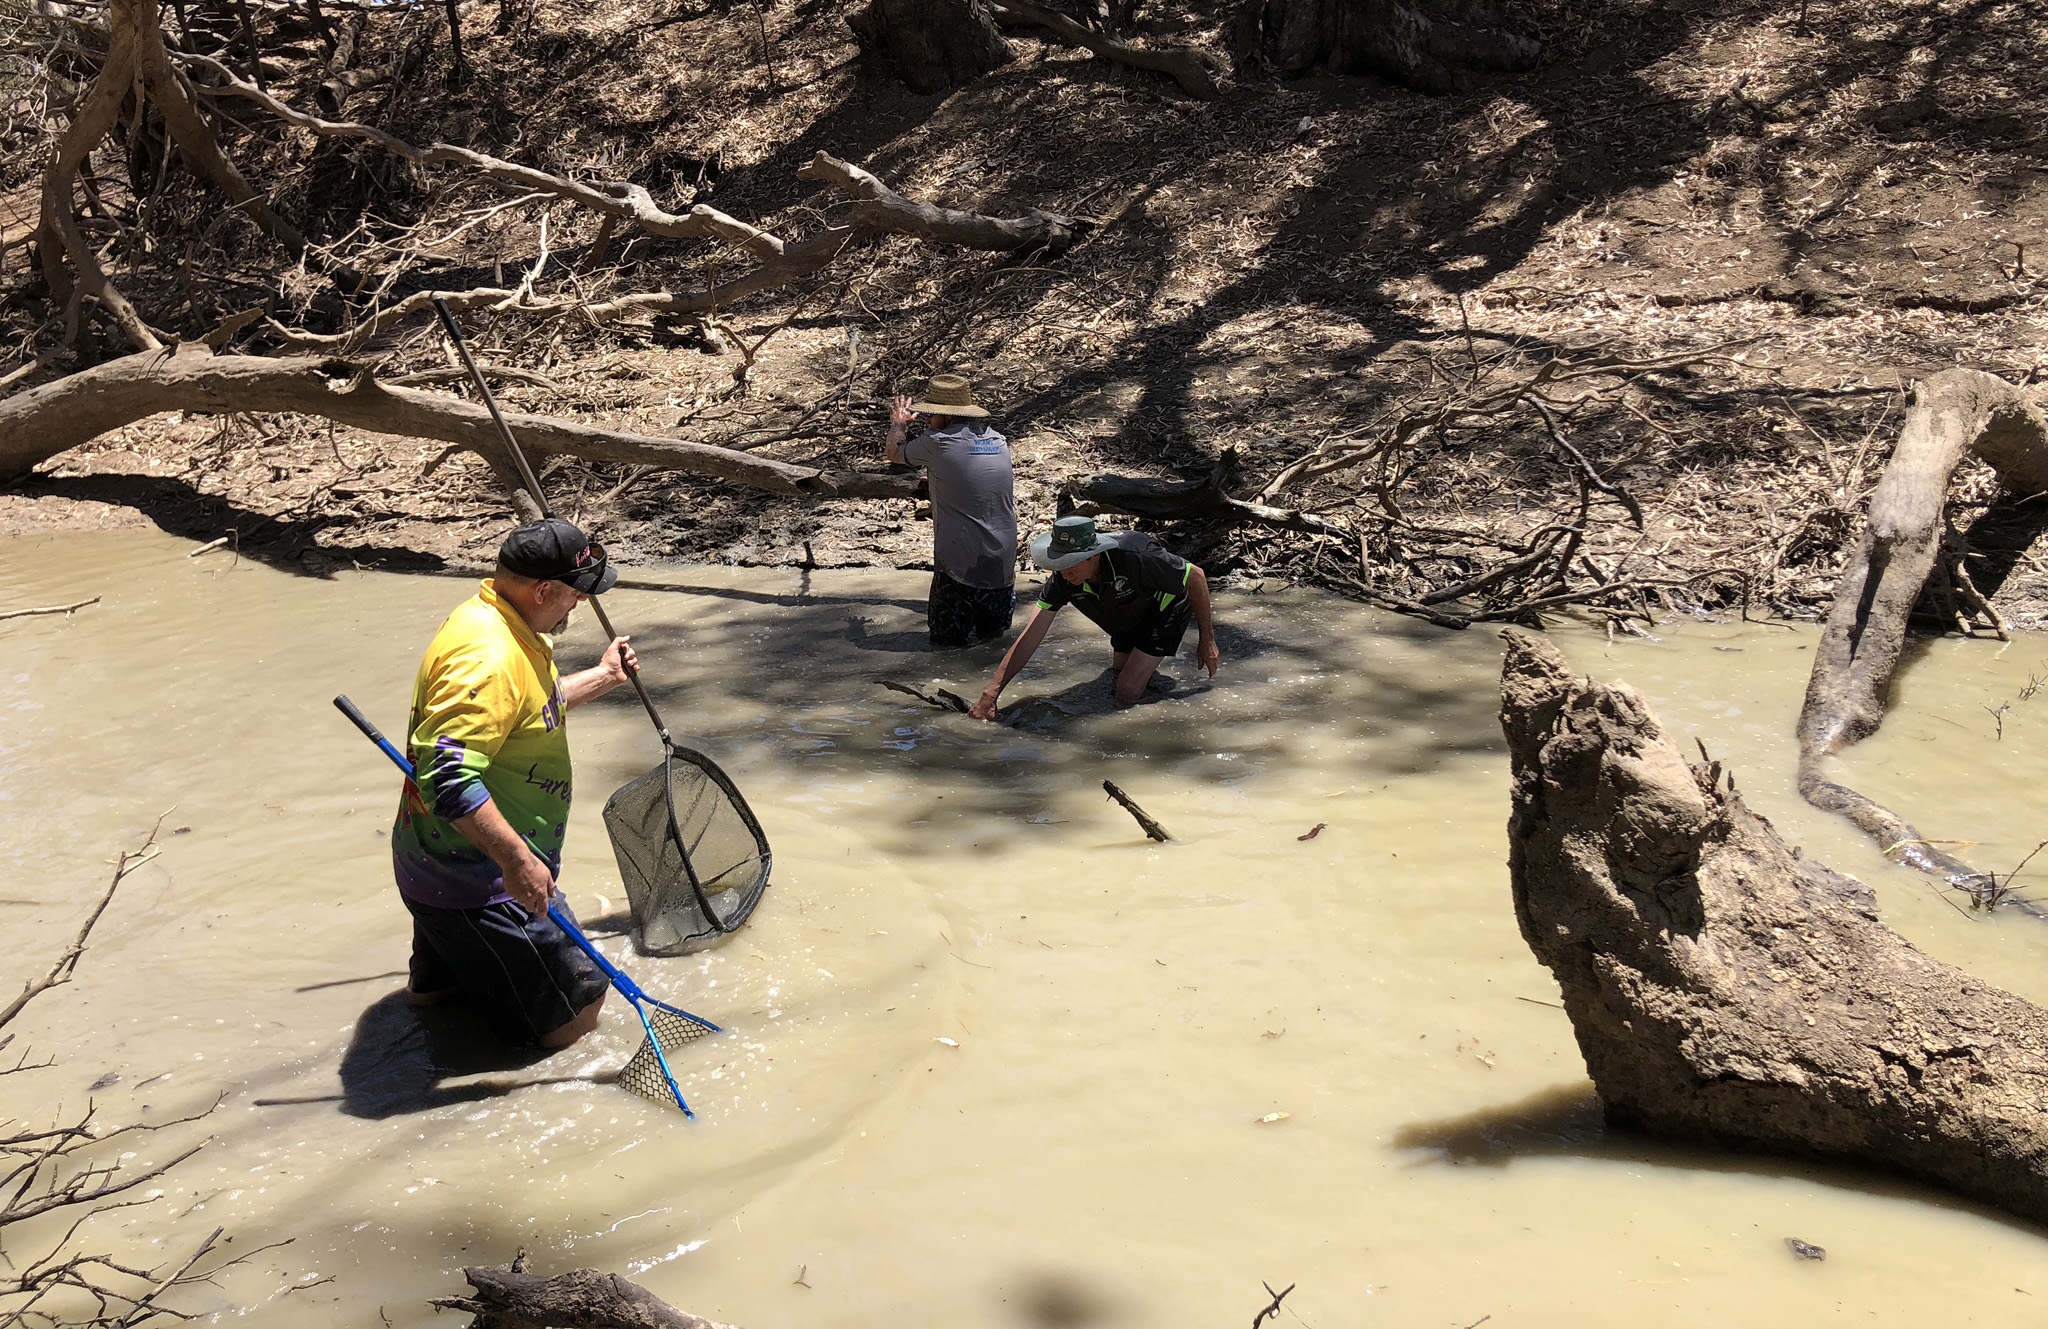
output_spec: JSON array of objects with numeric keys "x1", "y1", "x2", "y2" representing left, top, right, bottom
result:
[
  {"x1": 0, "y1": 344, "x2": 918, "y2": 500},
  {"x1": 433, "y1": 1263, "x2": 740, "y2": 1329},
  {"x1": 849, "y1": 0, "x2": 1015, "y2": 94},
  {"x1": 1502, "y1": 630, "x2": 2048, "y2": 1226},
  {"x1": 1794, "y1": 369, "x2": 2048, "y2": 892},
  {"x1": 1259, "y1": 0, "x2": 1541, "y2": 93}
]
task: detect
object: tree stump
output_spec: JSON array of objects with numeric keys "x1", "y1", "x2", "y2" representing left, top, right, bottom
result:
[
  {"x1": 1501, "y1": 630, "x2": 2048, "y2": 1225},
  {"x1": 1258, "y1": 0, "x2": 1540, "y2": 93},
  {"x1": 849, "y1": 0, "x2": 1016, "y2": 93}
]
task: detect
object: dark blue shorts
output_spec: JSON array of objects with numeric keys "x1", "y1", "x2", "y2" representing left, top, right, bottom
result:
[{"x1": 404, "y1": 894, "x2": 607, "y2": 1046}]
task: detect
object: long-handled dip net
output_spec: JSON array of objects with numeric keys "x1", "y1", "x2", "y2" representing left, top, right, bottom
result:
[
  {"x1": 604, "y1": 746, "x2": 771, "y2": 954},
  {"x1": 432, "y1": 297, "x2": 773, "y2": 957}
]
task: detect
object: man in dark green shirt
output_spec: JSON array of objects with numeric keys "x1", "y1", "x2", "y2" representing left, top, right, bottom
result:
[{"x1": 969, "y1": 516, "x2": 1220, "y2": 720}]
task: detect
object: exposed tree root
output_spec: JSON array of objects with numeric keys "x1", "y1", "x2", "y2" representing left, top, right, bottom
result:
[
  {"x1": 1503, "y1": 630, "x2": 2048, "y2": 1227},
  {"x1": 1794, "y1": 368, "x2": 2048, "y2": 902}
]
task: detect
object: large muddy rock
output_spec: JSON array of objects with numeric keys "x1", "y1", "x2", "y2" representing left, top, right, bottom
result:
[{"x1": 1500, "y1": 630, "x2": 2048, "y2": 1223}]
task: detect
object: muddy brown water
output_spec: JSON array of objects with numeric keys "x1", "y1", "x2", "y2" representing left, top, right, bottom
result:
[{"x1": 6, "y1": 528, "x2": 2048, "y2": 1326}]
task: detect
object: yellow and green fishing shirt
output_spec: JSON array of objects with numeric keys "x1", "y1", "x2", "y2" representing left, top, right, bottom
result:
[{"x1": 391, "y1": 580, "x2": 570, "y2": 909}]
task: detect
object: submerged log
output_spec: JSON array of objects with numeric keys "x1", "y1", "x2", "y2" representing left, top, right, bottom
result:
[
  {"x1": 433, "y1": 1263, "x2": 739, "y2": 1328},
  {"x1": 1502, "y1": 630, "x2": 2048, "y2": 1223},
  {"x1": 1794, "y1": 369, "x2": 2048, "y2": 896}
]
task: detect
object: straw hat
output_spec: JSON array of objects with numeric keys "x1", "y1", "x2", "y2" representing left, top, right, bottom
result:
[{"x1": 908, "y1": 373, "x2": 989, "y2": 418}]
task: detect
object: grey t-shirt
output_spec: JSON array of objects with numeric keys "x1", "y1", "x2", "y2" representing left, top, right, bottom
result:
[{"x1": 901, "y1": 423, "x2": 1017, "y2": 590}]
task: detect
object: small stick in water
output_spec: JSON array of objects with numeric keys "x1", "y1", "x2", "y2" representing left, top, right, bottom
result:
[
  {"x1": 0, "y1": 596, "x2": 100, "y2": 622},
  {"x1": 1298, "y1": 823, "x2": 1326, "y2": 841},
  {"x1": 880, "y1": 680, "x2": 968, "y2": 713},
  {"x1": 1103, "y1": 780, "x2": 1171, "y2": 842}
]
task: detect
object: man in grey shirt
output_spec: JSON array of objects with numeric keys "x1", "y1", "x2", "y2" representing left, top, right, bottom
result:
[{"x1": 886, "y1": 373, "x2": 1018, "y2": 648}]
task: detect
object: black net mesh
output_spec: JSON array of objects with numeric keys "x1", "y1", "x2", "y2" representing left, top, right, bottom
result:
[
  {"x1": 603, "y1": 746, "x2": 772, "y2": 956},
  {"x1": 618, "y1": 1005, "x2": 718, "y2": 1110}
]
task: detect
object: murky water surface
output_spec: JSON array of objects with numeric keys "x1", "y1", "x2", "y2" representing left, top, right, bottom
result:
[{"x1": 5, "y1": 529, "x2": 2048, "y2": 1326}]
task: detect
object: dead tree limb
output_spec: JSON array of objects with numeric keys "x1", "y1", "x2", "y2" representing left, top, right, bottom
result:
[
  {"x1": 34, "y1": 8, "x2": 160, "y2": 351},
  {"x1": 0, "y1": 810, "x2": 166, "y2": 1031},
  {"x1": 1103, "y1": 780, "x2": 1170, "y2": 841},
  {"x1": 988, "y1": 0, "x2": 1222, "y2": 97},
  {"x1": 432, "y1": 1264, "x2": 741, "y2": 1329},
  {"x1": 1503, "y1": 630, "x2": 2048, "y2": 1227},
  {"x1": 1794, "y1": 369, "x2": 2048, "y2": 899},
  {"x1": 1062, "y1": 450, "x2": 1350, "y2": 536},
  {"x1": 177, "y1": 51, "x2": 786, "y2": 259},
  {"x1": 0, "y1": 344, "x2": 920, "y2": 499}
]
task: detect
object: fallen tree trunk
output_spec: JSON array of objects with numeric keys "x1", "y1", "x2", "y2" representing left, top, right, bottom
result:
[
  {"x1": 433, "y1": 1262, "x2": 740, "y2": 1329},
  {"x1": 1502, "y1": 630, "x2": 2048, "y2": 1224},
  {"x1": 1794, "y1": 368, "x2": 2048, "y2": 897},
  {"x1": 1061, "y1": 450, "x2": 1349, "y2": 536},
  {"x1": 0, "y1": 344, "x2": 918, "y2": 499}
]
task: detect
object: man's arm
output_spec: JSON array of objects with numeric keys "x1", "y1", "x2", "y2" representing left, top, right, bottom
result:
[
  {"x1": 970, "y1": 606, "x2": 1056, "y2": 721},
  {"x1": 885, "y1": 395, "x2": 915, "y2": 464},
  {"x1": 562, "y1": 635, "x2": 638, "y2": 711},
  {"x1": 1186, "y1": 565, "x2": 1220, "y2": 678},
  {"x1": 453, "y1": 797, "x2": 555, "y2": 914}
]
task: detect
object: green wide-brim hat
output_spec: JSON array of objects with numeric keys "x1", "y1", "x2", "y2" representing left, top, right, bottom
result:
[
  {"x1": 908, "y1": 372, "x2": 989, "y2": 418},
  {"x1": 1029, "y1": 515, "x2": 1116, "y2": 571}
]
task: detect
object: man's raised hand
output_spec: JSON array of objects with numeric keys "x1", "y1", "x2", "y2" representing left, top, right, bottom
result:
[{"x1": 890, "y1": 395, "x2": 917, "y2": 428}]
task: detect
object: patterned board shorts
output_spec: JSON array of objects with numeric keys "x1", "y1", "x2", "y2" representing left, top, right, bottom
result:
[{"x1": 928, "y1": 569, "x2": 1016, "y2": 649}]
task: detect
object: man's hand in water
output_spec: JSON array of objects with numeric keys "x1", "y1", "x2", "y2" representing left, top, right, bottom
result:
[
  {"x1": 503, "y1": 852, "x2": 556, "y2": 916},
  {"x1": 1197, "y1": 634, "x2": 1221, "y2": 678},
  {"x1": 970, "y1": 688, "x2": 1001, "y2": 721}
]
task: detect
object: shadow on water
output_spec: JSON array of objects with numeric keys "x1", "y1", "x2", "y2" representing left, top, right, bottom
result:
[
  {"x1": 331, "y1": 989, "x2": 585, "y2": 1119},
  {"x1": 564, "y1": 586, "x2": 1510, "y2": 849},
  {"x1": 1396, "y1": 1082, "x2": 2048, "y2": 1237}
]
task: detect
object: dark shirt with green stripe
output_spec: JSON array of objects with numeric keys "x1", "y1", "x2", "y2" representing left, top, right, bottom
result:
[{"x1": 1035, "y1": 532, "x2": 1191, "y2": 640}]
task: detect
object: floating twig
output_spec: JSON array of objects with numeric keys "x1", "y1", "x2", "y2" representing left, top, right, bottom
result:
[
  {"x1": 1252, "y1": 1281, "x2": 1295, "y2": 1328},
  {"x1": 0, "y1": 596, "x2": 100, "y2": 622},
  {"x1": 880, "y1": 680, "x2": 968, "y2": 712},
  {"x1": 1103, "y1": 781, "x2": 1171, "y2": 842},
  {"x1": 1297, "y1": 823, "x2": 1325, "y2": 841}
]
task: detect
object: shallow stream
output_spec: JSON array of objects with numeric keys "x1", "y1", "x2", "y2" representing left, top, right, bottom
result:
[{"x1": 6, "y1": 529, "x2": 2048, "y2": 1326}]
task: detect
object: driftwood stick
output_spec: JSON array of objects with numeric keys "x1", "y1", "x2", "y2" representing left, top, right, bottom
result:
[
  {"x1": 1103, "y1": 780, "x2": 1170, "y2": 842},
  {"x1": 0, "y1": 810, "x2": 168, "y2": 1030},
  {"x1": 880, "y1": 680, "x2": 968, "y2": 712},
  {"x1": 0, "y1": 597, "x2": 100, "y2": 622}
]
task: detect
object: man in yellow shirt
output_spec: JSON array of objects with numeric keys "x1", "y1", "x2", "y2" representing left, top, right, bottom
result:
[{"x1": 393, "y1": 518, "x2": 637, "y2": 1048}]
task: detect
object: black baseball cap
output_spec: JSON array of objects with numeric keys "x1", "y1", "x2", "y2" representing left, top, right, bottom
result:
[{"x1": 498, "y1": 518, "x2": 617, "y2": 594}]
